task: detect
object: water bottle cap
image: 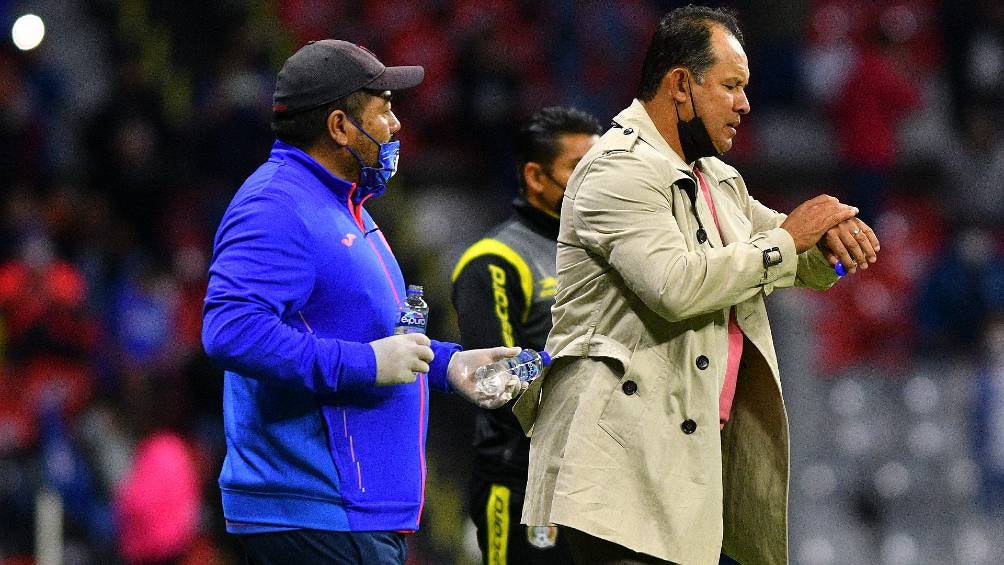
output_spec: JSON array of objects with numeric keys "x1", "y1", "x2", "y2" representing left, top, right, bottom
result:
[
  {"x1": 407, "y1": 284, "x2": 423, "y2": 295},
  {"x1": 539, "y1": 351, "x2": 551, "y2": 367}
]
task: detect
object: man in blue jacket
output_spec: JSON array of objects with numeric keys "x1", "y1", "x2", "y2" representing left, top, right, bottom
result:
[{"x1": 202, "y1": 40, "x2": 523, "y2": 565}]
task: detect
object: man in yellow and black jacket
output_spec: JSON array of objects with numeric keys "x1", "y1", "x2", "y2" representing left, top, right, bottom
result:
[{"x1": 451, "y1": 107, "x2": 600, "y2": 565}]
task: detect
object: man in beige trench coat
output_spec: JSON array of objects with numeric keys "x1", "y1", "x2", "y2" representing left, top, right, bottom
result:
[{"x1": 514, "y1": 6, "x2": 881, "y2": 565}]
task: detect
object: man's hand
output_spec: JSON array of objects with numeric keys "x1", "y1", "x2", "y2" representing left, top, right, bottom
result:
[
  {"x1": 447, "y1": 346, "x2": 525, "y2": 409},
  {"x1": 780, "y1": 195, "x2": 859, "y2": 253},
  {"x1": 818, "y1": 217, "x2": 880, "y2": 275},
  {"x1": 370, "y1": 334, "x2": 435, "y2": 386}
]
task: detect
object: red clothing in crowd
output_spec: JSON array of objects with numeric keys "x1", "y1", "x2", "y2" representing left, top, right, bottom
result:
[{"x1": 830, "y1": 46, "x2": 921, "y2": 170}]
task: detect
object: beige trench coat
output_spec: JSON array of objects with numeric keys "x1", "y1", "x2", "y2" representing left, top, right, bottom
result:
[{"x1": 514, "y1": 100, "x2": 839, "y2": 565}]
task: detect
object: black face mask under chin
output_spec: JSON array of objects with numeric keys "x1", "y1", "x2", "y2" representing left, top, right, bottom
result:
[{"x1": 675, "y1": 79, "x2": 720, "y2": 164}]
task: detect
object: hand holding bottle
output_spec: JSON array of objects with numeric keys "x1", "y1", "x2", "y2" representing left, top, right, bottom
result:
[
  {"x1": 473, "y1": 349, "x2": 551, "y2": 398},
  {"x1": 447, "y1": 346, "x2": 525, "y2": 409},
  {"x1": 370, "y1": 333, "x2": 434, "y2": 386}
]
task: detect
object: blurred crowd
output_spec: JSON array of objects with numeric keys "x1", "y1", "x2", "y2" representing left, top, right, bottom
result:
[{"x1": 0, "y1": 1, "x2": 1001, "y2": 564}]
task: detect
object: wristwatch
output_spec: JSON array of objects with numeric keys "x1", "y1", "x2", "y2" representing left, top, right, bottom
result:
[{"x1": 762, "y1": 247, "x2": 782, "y2": 268}]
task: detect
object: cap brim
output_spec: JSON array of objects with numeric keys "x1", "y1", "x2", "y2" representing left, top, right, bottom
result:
[{"x1": 369, "y1": 65, "x2": 425, "y2": 91}]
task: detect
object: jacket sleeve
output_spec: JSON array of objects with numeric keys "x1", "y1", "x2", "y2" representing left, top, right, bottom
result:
[
  {"x1": 741, "y1": 181, "x2": 840, "y2": 291},
  {"x1": 202, "y1": 193, "x2": 376, "y2": 394},
  {"x1": 451, "y1": 252, "x2": 527, "y2": 350},
  {"x1": 427, "y1": 339, "x2": 462, "y2": 393},
  {"x1": 570, "y1": 152, "x2": 799, "y2": 323}
]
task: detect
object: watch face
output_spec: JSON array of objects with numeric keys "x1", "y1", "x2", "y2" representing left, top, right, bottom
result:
[{"x1": 763, "y1": 247, "x2": 782, "y2": 267}]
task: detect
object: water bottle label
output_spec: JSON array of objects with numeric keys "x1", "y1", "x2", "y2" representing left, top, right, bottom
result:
[
  {"x1": 508, "y1": 353, "x2": 542, "y2": 382},
  {"x1": 394, "y1": 311, "x2": 427, "y2": 334}
]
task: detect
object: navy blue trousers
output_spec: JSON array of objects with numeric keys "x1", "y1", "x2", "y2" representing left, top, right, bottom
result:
[{"x1": 238, "y1": 529, "x2": 407, "y2": 565}]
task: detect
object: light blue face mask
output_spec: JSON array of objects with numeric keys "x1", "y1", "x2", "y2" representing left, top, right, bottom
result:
[{"x1": 345, "y1": 116, "x2": 399, "y2": 195}]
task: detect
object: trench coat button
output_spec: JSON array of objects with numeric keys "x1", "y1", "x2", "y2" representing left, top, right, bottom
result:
[
  {"x1": 696, "y1": 355, "x2": 709, "y2": 370},
  {"x1": 681, "y1": 419, "x2": 697, "y2": 434},
  {"x1": 622, "y1": 380, "x2": 638, "y2": 395},
  {"x1": 623, "y1": 127, "x2": 634, "y2": 135},
  {"x1": 696, "y1": 228, "x2": 708, "y2": 244}
]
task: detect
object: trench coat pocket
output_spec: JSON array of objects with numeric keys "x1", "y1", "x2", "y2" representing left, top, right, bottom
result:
[
  {"x1": 514, "y1": 374, "x2": 544, "y2": 436},
  {"x1": 597, "y1": 347, "x2": 667, "y2": 448},
  {"x1": 514, "y1": 335, "x2": 632, "y2": 436}
]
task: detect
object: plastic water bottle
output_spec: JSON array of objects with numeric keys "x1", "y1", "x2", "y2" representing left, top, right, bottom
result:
[
  {"x1": 393, "y1": 285, "x2": 429, "y2": 335},
  {"x1": 474, "y1": 349, "x2": 552, "y2": 398}
]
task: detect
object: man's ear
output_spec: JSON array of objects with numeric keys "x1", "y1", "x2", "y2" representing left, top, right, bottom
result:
[
  {"x1": 661, "y1": 67, "x2": 691, "y2": 104},
  {"x1": 523, "y1": 162, "x2": 545, "y2": 196},
  {"x1": 327, "y1": 110, "x2": 351, "y2": 146}
]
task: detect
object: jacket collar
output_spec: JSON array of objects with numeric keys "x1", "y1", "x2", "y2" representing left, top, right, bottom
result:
[
  {"x1": 269, "y1": 140, "x2": 383, "y2": 203},
  {"x1": 615, "y1": 100, "x2": 692, "y2": 172},
  {"x1": 513, "y1": 197, "x2": 560, "y2": 240},
  {"x1": 612, "y1": 99, "x2": 743, "y2": 192},
  {"x1": 613, "y1": 99, "x2": 739, "y2": 192}
]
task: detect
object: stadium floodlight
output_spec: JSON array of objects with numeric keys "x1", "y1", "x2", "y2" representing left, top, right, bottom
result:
[{"x1": 12, "y1": 14, "x2": 45, "y2": 51}]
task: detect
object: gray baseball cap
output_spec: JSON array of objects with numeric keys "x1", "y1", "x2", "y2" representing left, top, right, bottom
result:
[{"x1": 272, "y1": 40, "x2": 424, "y2": 114}]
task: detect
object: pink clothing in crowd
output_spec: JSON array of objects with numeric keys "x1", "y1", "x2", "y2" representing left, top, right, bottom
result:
[{"x1": 115, "y1": 432, "x2": 199, "y2": 564}]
